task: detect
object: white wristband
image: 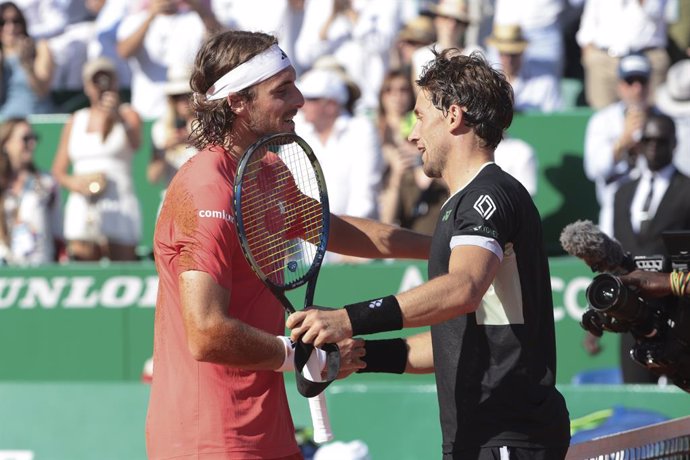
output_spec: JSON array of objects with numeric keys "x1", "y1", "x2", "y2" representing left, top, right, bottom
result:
[
  {"x1": 274, "y1": 336, "x2": 327, "y2": 375},
  {"x1": 276, "y1": 336, "x2": 295, "y2": 372}
]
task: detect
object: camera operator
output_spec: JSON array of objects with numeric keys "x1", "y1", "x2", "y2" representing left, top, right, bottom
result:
[
  {"x1": 584, "y1": 113, "x2": 690, "y2": 382},
  {"x1": 619, "y1": 270, "x2": 690, "y2": 298}
]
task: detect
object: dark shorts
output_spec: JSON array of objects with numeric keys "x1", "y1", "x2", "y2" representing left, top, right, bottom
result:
[{"x1": 445, "y1": 445, "x2": 569, "y2": 460}]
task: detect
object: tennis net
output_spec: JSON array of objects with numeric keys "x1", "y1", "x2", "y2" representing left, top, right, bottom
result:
[{"x1": 566, "y1": 416, "x2": 690, "y2": 459}]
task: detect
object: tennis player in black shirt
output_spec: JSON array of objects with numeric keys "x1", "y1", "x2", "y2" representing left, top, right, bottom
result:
[{"x1": 288, "y1": 49, "x2": 571, "y2": 459}]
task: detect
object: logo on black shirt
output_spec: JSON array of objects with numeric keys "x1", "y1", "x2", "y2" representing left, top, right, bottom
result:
[{"x1": 473, "y1": 195, "x2": 496, "y2": 220}]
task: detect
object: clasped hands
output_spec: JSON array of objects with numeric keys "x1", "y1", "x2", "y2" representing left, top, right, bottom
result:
[{"x1": 287, "y1": 306, "x2": 363, "y2": 378}]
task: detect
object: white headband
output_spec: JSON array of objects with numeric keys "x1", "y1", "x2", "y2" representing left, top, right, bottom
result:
[{"x1": 205, "y1": 44, "x2": 291, "y2": 101}]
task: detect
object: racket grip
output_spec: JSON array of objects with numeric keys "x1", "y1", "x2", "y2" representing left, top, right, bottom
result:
[{"x1": 303, "y1": 356, "x2": 334, "y2": 443}]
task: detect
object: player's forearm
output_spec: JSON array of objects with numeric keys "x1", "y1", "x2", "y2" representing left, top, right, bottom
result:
[
  {"x1": 404, "y1": 331, "x2": 434, "y2": 374},
  {"x1": 117, "y1": 15, "x2": 155, "y2": 58},
  {"x1": 397, "y1": 271, "x2": 484, "y2": 328},
  {"x1": 186, "y1": 318, "x2": 285, "y2": 371},
  {"x1": 357, "y1": 332, "x2": 433, "y2": 375},
  {"x1": 329, "y1": 214, "x2": 430, "y2": 260}
]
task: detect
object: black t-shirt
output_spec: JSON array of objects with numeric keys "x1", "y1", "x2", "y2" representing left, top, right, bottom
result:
[{"x1": 428, "y1": 163, "x2": 570, "y2": 454}]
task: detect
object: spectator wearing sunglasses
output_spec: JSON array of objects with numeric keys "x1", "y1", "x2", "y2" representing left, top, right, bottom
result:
[
  {"x1": 0, "y1": 1, "x2": 54, "y2": 120},
  {"x1": 599, "y1": 113, "x2": 690, "y2": 384},
  {"x1": 0, "y1": 117, "x2": 63, "y2": 265},
  {"x1": 583, "y1": 53, "x2": 664, "y2": 239}
]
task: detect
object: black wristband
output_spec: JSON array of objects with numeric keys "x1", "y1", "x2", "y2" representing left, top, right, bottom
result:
[
  {"x1": 357, "y1": 338, "x2": 408, "y2": 374},
  {"x1": 344, "y1": 295, "x2": 403, "y2": 336}
]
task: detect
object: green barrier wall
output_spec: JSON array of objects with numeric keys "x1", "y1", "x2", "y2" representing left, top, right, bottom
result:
[
  {"x1": 28, "y1": 109, "x2": 596, "y2": 256},
  {"x1": 1, "y1": 380, "x2": 689, "y2": 460},
  {"x1": 0, "y1": 256, "x2": 685, "y2": 460},
  {"x1": 0, "y1": 258, "x2": 618, "y2": 384}
]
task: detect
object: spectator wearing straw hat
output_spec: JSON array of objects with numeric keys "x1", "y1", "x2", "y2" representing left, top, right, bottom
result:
[
  {"x1": 486, "y1": 23, "x2": 562, "y2": 113},
  {"x1": 392, "y1": 15, "x2": 436, "y2": 78},
  {"x1": 655, "y1": 59, "x2": 690, "y2": 176},
  {"x1": 411, "y1": 0, "x2": 483, "y2": 83}
]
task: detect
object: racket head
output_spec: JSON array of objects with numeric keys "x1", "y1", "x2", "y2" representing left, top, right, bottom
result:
[{"x1": 234, "y1": 133, "x2": 329, "y2": 293}]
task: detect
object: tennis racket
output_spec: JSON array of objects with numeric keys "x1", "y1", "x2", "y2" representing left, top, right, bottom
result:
[{"x1": 233, "y1": 132, "x2": 336, "y2": 443}]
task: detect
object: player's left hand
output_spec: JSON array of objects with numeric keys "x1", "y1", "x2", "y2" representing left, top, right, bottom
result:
[
  {"x1": 287, "y1": 306, "x2": 353, "y2": 348},
  {"x1": 335, "y1": 337, "x2": 365, "y2": 379}
]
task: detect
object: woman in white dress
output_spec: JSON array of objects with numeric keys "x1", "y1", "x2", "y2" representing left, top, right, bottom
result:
[{"x1": 51, "y1": 57, "x2": 142, "y2": 261}]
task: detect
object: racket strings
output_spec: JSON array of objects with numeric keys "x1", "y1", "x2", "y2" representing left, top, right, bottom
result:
[{"x1": 239, "y1": 141, "x2": 326, "y2": 286}]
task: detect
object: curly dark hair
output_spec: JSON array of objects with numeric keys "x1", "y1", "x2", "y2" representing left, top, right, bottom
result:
[
  {"x1": 189, "y1": 30, "x2": 278, "y2": 151},
  {"x1": 416, "y1": 49, "x2": 514, "y2": 150}
]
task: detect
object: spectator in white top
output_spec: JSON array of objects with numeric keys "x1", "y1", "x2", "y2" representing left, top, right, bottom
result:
[
  {"x1": 411, "y1": 0, "x2": 483, "y2": 83},
  {"x1": 13, "y1": 0, "x2": 69, "y2": 40},
  {"x1": 655, "y1": 59, "x2": 690, "y2": 176},
  {"x1": 485, "y1": 23, "x2": 562, "y2": 113},
  {"x1": 494, "y1": 136, "x2": 538, "y2": 197},
  {"x1": 48, "y1": 0, "x2": 102, "y2": 92},
  {"x1": 295, "y1": 68, "x2": 382, "y2": 260},
  {"x1": 294, "y1": 0, "x2": 413, "y2": 115},
  {"x1": 576, "y1": 0, "x2": 670, "y2": 109},
  {"x1": 583, "y1": 52, "x2": 660, "y2": 237},
  {"x1": 116, "y1": 0, "x2": 221, "y2": 119},
  {"x1": 86, "y1": 0, "x2": 131, "y2": 89},
  {"x1": 210, "y1": 0, "x2": 306, "y2": 75}
]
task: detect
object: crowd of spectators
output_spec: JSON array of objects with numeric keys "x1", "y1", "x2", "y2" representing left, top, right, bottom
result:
[{"x1": 0, "y1": 0, "x2": 689, "y2": 266}]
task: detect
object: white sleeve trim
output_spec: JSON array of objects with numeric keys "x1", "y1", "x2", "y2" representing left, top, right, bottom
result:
[{"x1": 449, "y1": 235, "x2": 503, "y2": 262}]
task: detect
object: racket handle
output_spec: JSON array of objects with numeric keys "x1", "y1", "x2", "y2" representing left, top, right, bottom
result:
[{"x1": 303, "y1": 356, "x2": 334, "y2": 443}]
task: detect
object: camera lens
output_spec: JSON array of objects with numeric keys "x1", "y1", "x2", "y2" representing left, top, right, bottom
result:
[
  {"x1": 93, "y1": 72, "x2": 112, "y2": 92},
  {"x1": 587, "y1": 275, "x2": 621, "y2": 311},
  {"x1": 586, "y1": 273, "x2": 650, "y2": 326}
]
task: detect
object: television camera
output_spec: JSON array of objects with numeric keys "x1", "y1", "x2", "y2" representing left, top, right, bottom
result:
[{"x1": 581, "y1": 231, "x2": 690, "y2": 391}]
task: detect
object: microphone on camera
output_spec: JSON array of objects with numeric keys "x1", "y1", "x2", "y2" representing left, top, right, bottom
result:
[{"x1": 559, "y1": 219, "x2": 636, "y2": 274}]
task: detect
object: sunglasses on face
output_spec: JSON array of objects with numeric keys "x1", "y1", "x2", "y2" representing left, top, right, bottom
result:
[
  {"x1": 22, "y1": 133, "x2": 38, "y2": 144},
  {"x1": 624, "y1": 76, "x2": 649, "y2": 86},
  {"x1": 639, "y1": 136, "x2": 669, "y2": 145},
  {"x1": 0, "y1": 17, "x2": 22, "y2": 27}
]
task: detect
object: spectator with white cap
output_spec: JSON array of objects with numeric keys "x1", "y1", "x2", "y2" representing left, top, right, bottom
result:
[
  {"x1": 295, "y1": 67, "x2": 383, "y2": 261},
  {"x1": 655, "y1": 59, "x2": 690, "y2": 176},
  {"x1": 485, "y1": 23, "x2": 561, "y2": 113},
  {"x1": 147, "y1": 65, "x2": 197, "y2": 214}
]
